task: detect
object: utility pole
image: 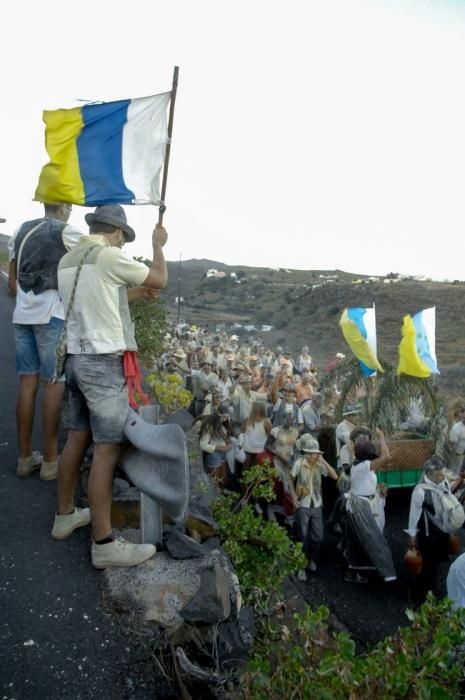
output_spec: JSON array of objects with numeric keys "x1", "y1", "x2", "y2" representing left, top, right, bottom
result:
[{"x1": 177, "y1": 253, "x2": 182, "y2": 323}]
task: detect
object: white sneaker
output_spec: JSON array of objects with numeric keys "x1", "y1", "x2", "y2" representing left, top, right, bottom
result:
[
  {"x1": 91, "y1": 537, "x2": 156, "y2": 569},
  {"x1": 17, "y1": 451, "x2": 42, "y2": 477},
  {"x1": 52, "y1": 507, "x2": 91, "y2": 540},
  {"x1": 297, "y1": 569, "x2": 307, "y2": 582},
  {"x1": 308, "y1": 560, "x2": 317, "y2": 572},
  {"x1": 40, "y1": 460, "x2": 58, "y2": 481}
]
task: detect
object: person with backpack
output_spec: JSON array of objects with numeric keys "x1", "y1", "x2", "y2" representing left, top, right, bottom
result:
[
  {"x1": 405, "y1": 456, "x2": 465, "y2": 599},
  {"x1": 8, "y1": 203, "x2": 82, "y2": 480}
]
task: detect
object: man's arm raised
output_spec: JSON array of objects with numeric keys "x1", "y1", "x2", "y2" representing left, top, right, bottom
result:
[{"x1": 142, "y1": 224, "x2": 168, "y2": 289}]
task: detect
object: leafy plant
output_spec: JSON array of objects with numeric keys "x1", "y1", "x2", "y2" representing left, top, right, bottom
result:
[
  {"x1": 319, "y1": 356, "x2": 442, "y2": 441},
  {"x1": 243, "y1": 594, "x2": 465, "y2": 699},
  {"x1": 131, "y1": 257, "x2": 167, "y2": 366},
  {"x1": 212, "y1": 462, "x2": 305, "y2": 603}
]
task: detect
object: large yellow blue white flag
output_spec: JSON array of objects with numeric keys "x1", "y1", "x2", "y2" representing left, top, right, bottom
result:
[
  {"x1": 339, "y1": 307, "x2": 383, "y2": 376},
  {"x1": 34, "y1": 93, "x2": 171, "y2": 206},
  {"x1": 397, "y1": 307, "x2": 439, "y2": 377}
]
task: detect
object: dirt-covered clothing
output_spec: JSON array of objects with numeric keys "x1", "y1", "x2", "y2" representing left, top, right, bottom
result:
[{"x1": 344, "y1": 459, "x2": 395, "y2": 581}]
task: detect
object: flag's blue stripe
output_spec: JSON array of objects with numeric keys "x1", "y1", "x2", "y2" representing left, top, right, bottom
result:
[
  {"x1": 359, "y1": 360, "x2": 376, "y2": 376},
  {"x1": 347, "y1": 307, "x2": 368, "y2": 339},
  {"x1": 78, "y1": 100, "x2": 135, "y2": 206}
]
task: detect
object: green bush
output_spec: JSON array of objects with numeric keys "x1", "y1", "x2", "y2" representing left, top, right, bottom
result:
[
  {"x1": 211, "y1": 462, "x2": 465, "y2": 699},
  {"x1": 212, "y1": 462, "x2": 305, "y2": 603},
  {"x1": 131, "y1": 297, "x2": 167, "y2": 366},
  {"x1": 243, "y1": 594, "x2": 465, "y2": 699}
]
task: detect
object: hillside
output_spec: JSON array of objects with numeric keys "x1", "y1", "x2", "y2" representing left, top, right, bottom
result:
[{"x1": 165, "y1": 259, "x2": 465, "y2": 399}]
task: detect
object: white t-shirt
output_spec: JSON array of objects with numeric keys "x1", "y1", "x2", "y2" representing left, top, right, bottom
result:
[
  {"x1": 243, "y1": 420, "x2": 268, "y2": 453},
  {"x1": 9, "y1": 222, "x2": 82, "y2": 324},
  {"x1": 349, "y1": 460, "x2": 377, "y2": 497},
  {"x1": 58, "y1": 236, "x2": 148, "y2": 354}
]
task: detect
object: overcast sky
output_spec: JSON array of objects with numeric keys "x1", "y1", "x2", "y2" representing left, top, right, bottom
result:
[{"x1": 1, "y1": 0, "x2": 465, "y2": 280}]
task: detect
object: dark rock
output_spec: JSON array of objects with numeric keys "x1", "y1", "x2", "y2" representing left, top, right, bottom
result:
[
  {"x1": 215, "y1": 606, "x2": 256, "y2": 664},
  {"x1": 186, "y1": 500, "x2": 219, "y2": 540},
  {"x1": 165, "y1": 527, "x2": 205, "y2": 559},
  {"x1": 201, "y1": 537, "x2": 222, "y2": 553},
  {"x1": 181, "y1": 559, "x2": 232, "y2": 624}
]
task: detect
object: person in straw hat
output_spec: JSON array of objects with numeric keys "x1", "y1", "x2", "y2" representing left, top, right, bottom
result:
[{"x1": 292, "y1": 434, "x2": 338, "y2": 581}]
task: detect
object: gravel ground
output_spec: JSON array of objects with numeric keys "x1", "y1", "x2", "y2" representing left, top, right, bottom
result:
[{"x1": 292, "y1": 482, "x2": 460, "y2": 648}]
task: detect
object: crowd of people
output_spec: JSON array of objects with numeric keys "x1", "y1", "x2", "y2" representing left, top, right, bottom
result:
[
  {"x1": 7, "y1": 201, "x2": 465, "y2": 609},
  {"x1": 157, "y1": 325, "x2": 465, "y2": 600}
]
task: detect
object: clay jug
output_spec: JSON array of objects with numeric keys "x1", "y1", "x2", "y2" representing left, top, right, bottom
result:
[
  {"x1": 449, "y1": 533, "x2": 461, "y2": 555},
  {"x1": 404, "y1": 547, "x2": 423, "y2": 575}
]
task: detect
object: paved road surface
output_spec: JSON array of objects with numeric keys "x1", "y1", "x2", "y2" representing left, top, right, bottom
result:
[{"x1": 0, "y1": 279, "x2": 163, "y2": 700}]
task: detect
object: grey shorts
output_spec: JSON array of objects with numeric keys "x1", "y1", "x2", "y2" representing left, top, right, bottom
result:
[{"x1": 64, "y1": 354, "x2": 129, "y2": 443}]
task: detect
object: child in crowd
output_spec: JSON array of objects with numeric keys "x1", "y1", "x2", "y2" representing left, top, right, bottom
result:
[{"x1": 292, "y1": 434, "x2": 337, "y2": 581}]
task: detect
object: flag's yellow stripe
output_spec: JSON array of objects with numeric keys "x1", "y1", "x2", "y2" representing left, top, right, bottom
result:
[
  {"x1": 340, "y1": 310, "x2": 384, "y2": 372},
  {"x1": 397, "y1": 315, "x2": 431, "y2": 377},
  {"x1": 34, "y1": 107, "x2": 85, "y2": 204}
]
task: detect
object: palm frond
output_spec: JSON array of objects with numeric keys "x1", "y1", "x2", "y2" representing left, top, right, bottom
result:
[{"x1": 322, "y1": 355, "x2": 441, "y2": 441}]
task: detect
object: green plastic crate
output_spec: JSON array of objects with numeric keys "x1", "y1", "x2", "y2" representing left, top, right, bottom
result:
[{"x1": 378, "y1": 468, "x2": 423, "y2": 488}]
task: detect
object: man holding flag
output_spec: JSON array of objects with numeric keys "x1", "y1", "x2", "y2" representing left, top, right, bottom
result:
[
  {"x1": 33, "y1": 75, "x2": 178, "y2": 566},
  {"x1": 51, "y1": 205, "x2": 168, "y2": 569}
]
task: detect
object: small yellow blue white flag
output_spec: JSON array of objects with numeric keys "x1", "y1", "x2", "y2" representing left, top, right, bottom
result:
[
  {"x1": 397, "y1": 307, "x2": 439, "y2": 378},
  {"x1": 339, "y1": 307, "x2": 383, "y2": 376}
]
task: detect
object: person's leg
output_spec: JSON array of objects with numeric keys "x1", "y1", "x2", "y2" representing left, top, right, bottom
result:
[
  {"x1": 294, "y1": 507, "x2": 310, "y2": 581},
  {"x1": 87, "y1": 443, "x2": 121, "y2": 541},
  {"x1": 57, "y1": 430, "x2": 92, "y2": 515},
  {"x1": 14, "y1": 324, "x2": 41, "y2": 463},
  {"x1": 74, "y1": 354, "x2": 156, "y2": 567},
  {"x1": 42, "y1": 381, "x2": 65, "y2": 463},
  {"x1": 305, "y1": 507, "x2": 324, "y2": 569},
  {"x1": 16, "y1": 374, "x2": 40, "y2": 458},
  {"x1": 52, "y1": 355, "x2": 92, "y2": 539},
  {"x1": 34, "y1": 317, "x2": 66, "y2": 466}
]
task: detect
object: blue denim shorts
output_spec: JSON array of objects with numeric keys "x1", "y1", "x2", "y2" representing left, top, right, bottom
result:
[
  {"x1": 204, "y1": 450, "x2": 225, "y2": 469},
  {"x1": 64, "y1": 354, "x2": 129, "y2": 443},
  {"x1": 14, "y1": 317, "x2": 64, "y2": 381}
]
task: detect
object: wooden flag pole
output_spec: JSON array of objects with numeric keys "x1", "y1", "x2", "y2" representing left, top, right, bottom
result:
[{"x1": 158, "y1": 66, "x2": 179, "y2": 226}]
